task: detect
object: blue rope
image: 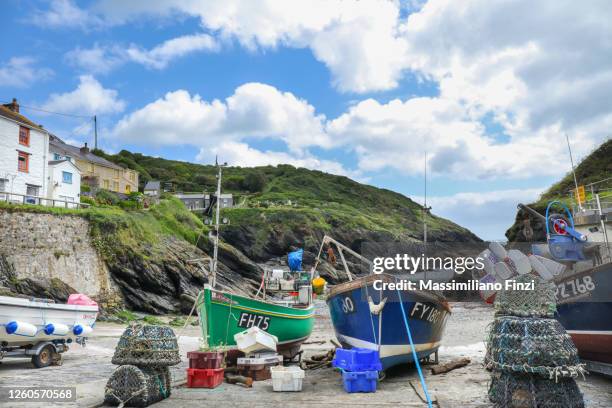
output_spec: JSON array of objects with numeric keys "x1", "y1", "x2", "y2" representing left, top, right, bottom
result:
[{"x1": 396, "y1": 287, "x2": 433, "y2": 408}]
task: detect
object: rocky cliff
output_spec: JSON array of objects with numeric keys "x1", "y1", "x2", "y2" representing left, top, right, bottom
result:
[{"x1": 0, "y1": 162, "x2": 481, "y2": 315}]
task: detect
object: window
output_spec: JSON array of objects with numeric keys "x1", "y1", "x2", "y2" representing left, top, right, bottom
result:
[
  {"x1": 17, "y1": 151, "x2": 29, "y2": 172},
  {"x1": 54, "y1": 153, "x2": 61, "y2": 160},
  {"x1": 103, "y1": 179, "x2": 109, "y2": 189},
  {"x1": 26, "y1": 185, "x2": 39, "y2": 196},
  {"x1": 19, "y1": 126, "x2": 30, "y2": 146},
  {"x1": 113, "y1": 181, "x2": 119, "y2": 191},
  {"x1": 129, "y1": 172, "x2": 135, "y2": 181},
  {"x1": 0, "y1": 179, "x2": 6, "y2": 192},
  {"x1": 89, "y1": 163, "x2": 95, "y2": 172},
  {"x1": 62, "y1": 171, "x2": 73, "y2": 184},
  {"x1": 125, "y1": 184, "x2": 132, "y2": 194},
  {"x1": 114, "y1": 169, "x2": 120, "y2": 179}
]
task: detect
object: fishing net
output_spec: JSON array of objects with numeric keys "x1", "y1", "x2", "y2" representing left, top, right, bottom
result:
[
  {"x1": 112, "y1": 324, "x2": 180, "y2": 367},
  {"x1": 488, "y1": 371, "x2": 584, "y2": 408},
  {"x1": 104, "y1": 365, "x2": 171, "y2": 407},
  {"x1": 485, "y1": 316, "x2": 586, "y2": 379},
  {"x1": 494, "y1": 274, "x2": 557, "y2": 318}
]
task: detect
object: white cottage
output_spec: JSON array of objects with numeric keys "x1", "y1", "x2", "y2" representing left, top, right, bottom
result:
[
  {"x1": 0, "y1": 99, "x2": 49, "y2": 203},
  {"x1": 47, "y1": 159, "x2": 81, "y2": 207}
]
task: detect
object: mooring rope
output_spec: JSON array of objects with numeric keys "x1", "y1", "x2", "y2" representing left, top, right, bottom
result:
[{"x1": 396, "y1": 286, "x2": 433, "y2": 408}]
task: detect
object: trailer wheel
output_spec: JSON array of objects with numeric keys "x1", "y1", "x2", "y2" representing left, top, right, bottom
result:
[{"x1": 32, "y1": 345, "x2": 54, "y2": 368}]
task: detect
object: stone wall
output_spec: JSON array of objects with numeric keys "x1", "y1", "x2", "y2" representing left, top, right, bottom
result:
[{"x1": 0, "y1": 210, "x2": 119, "y2": 302}]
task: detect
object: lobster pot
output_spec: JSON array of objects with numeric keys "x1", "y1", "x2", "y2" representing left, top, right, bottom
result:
[
  {"x1": 104, "y1": 365, "x2": 171, "y2": 407},
  {"x1": 488, "y1": 372, "x2": 584, "y2": 408},
  {"x1": 112, "y1": 325, "x2": 180, "y2": 367},
  {"x1": 494, "y1": 274, "x2": 557, "y2": 318},
  {"x1": 485, "y1": 316, "x2": 585, "y2": 378}
]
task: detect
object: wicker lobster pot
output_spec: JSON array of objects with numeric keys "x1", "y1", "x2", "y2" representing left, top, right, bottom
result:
[
  {"x1": 104, "y1": 365, "x2": 171, "y2": 407},
  {"x1": 112, "y1": 325, "x2": 180, "y2": 367}
]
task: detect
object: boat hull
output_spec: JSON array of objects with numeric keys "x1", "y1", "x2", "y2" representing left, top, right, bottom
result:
[
  {"x1": 199, "y1": 287, "x2": 314, "y2": 357},
  {"x1": 0, "y1": 296, "x2": 98, "y2": 345},
  {"x1": 327, "y1": 274, "x2": 451, "y2": 370},
  {"x1": 555, "y1": 262, "x2": 612, "y2": 364}
]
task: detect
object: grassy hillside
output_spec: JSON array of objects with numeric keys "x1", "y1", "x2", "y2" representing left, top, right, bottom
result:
[
  {"x1": 93, "y1": 149, "x2": 477, "y2": 241},
  {"x1": 506, "y1": 138, "x2": 611, "y2": 241}
]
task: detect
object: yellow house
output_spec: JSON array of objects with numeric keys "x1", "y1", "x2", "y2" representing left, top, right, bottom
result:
[{"x1": 49, "y1": 136, "x2": 139, "y2": 194}]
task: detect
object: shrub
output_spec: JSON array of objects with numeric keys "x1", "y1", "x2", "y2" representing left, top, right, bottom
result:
[
  {"x1": 95, "y1": 189, "x2": 120, "y2": 205},
  {"x1": 242, "y1": 172, "x2": 267, "y2": 192},
  {"x1": 80, "y1": 196, "x2": 96, "y2": 206}
]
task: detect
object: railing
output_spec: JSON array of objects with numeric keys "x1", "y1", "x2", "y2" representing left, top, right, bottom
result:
[
  {"x1": 0, "y1": 191, "x2": 90, "y2": 209},
  {"x1": 568, "y1": 177, "x2": 612, "y2": 213}
]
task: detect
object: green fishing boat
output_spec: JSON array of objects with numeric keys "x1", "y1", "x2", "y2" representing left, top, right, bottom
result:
[
  {"x1": 198, "y1": 285, "x2": 315, "y2": 357},
  {"x1": 194, "y1": 161, "x2": 315, "y2": 358}
]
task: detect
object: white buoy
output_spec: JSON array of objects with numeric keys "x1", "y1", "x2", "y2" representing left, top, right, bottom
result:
[
  {"x1": 507, "y1": 250, "x2": 532, "y2": 275},
  {"x1": 528, "y1": 255, "x2": 554, "y2": 281},
  {"x1": 478, "y1": 249, "x2": 497, "y2": 275},
  {"x1": 489, "y1": 242, "x2": 508, "y2": 260},
  {"x1": 494, "y1": 262, "x2": 514, "y2": 281},
  {"x1": 44, "y1": 323, "x2": 70, "y2": 336},
  {"x1": 73, "y1": 324, "x2": 93, "y2": 336},
  {"x1": 5, "y1": 321, "x2": 38, "y2": 337},
  {"x1": 534, "y1": 255, "x2": 566, "y2": 277}
]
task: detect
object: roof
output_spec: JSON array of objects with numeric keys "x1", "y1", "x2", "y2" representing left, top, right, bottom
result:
[
  {"x1": 0, "y1": 105, "x2": 45, "y2": 131},
  {"x1": 144, "y1": 181, "x2": 161, "y2": 190},
  {"x1": 48, "y1": 159, "x2": 81, "y2": 172},
  {"x1": 49, "y1": 134, "x2": 124, "y2": 170},
  {"x1": 174, "y1": 193, "x2": 209, "y2": 199}
]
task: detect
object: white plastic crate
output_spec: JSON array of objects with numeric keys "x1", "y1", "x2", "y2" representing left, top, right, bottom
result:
[
  {"x1": 270, "y1": 366, "x2": 305, "y2": 392},
  {"x1": 237, "y1": 353, "x2": 283, "y2": 366},
  {"x1": 233, "y1": 326, "x2": 278, "y2": 354}
]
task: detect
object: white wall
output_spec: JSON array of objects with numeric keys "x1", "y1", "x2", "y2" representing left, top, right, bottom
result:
[
  {"x1": 0, "y1": 116, "x2": 48, "y2": 199},
  {"x1": 48, "y1": 161, "x2": 81, "y2": 207}
]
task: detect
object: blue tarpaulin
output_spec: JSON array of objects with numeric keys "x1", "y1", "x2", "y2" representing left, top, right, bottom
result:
[{"x1": 288, "y1": 249, "x2": 303, "y2": 272}]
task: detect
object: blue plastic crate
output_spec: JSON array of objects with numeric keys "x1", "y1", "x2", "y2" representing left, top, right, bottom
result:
[
  {"x1": 341, "y1": 370, "x2": 378, "y2": 393},
  {"x1": 333, "y1": 348, "x2": 382, "y2": 372}
]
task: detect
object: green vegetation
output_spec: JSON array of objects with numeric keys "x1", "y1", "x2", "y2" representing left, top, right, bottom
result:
[
  {"x1": 115, "y1": 309, "x2": 138, "y2": 323},
  {"x1": 506, "y1": 139, "x2": 611, "y2": 241},
  {"x1": 92, "y1": 151, "x2": 472, "y2": 239},
  {"x1": 143, "y1": 315, "x2": 165, "y2": 325}
]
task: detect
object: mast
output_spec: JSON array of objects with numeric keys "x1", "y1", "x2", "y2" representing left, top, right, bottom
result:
[
  {"x1": 423, "y1": 151, "x2": 428, "y2": 245},
  {"x1": 211, "y1": 159, "x2": 223, "y2": 288},
  {"x1": 565, "y1": 133, "x2": 582, "y2": 210}
]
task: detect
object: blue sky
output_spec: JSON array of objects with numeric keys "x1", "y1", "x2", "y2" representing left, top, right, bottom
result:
[{"x1": 2, "y1": 0, "x2": 611, "y2": 239}]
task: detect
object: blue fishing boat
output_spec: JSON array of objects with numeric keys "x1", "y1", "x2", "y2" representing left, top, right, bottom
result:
[{"x1": 327, "y1": 273, "x2": 451, "y2": 369}]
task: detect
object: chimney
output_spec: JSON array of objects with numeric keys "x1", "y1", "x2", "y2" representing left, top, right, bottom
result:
[
  {"x1": 3, "y1": 98, "x2": 19, "y2": 113},
  {"x1": 80, "y1": 142, "x2": 90, "y2": 154}
]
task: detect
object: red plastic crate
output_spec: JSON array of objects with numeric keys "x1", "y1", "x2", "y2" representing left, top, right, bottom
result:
[
  {"x1": 187, "y1": 351, "x2": 225, "y2": 369},
  {"x1": 186, "y1": 368, "x2": 224, "y2": 388}
]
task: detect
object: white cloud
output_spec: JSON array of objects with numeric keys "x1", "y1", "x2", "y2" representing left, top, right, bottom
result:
[
  {"x1": 113, "y1": 83, "x2": 329, "y2": 152},
  {"x1": 417, "y1": 188, "x2": 545, "y2": 240},
  {"x1": 0, "y1": 57, "x2": 53, "y2": 88},
  {"x1": 65, "y1": 34, "x2": 219, "y2": 74},
  {"x1": 65, "y1": 44, "x2": 125, "y2": 75},
  {"x1": 125, "y1": 34, "x2": 219, "y2": 69},
  {"x1": 196, "y1": 141, "x2": 357, "y2": 178},
  {"x1": 31, "y1": 0, "x2": 104, "y2": 30},
  {"x1": 42, "y1": 75, "x2": 125, "y2": 115}
]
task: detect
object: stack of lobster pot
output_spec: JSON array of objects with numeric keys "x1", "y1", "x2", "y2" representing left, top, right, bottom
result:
[
  {"x1": 104, "y1": 325, "x2": 180, "y2": 407},
  {"x1": 485, "y1": 273, "x2": 586, "y2": 408}
]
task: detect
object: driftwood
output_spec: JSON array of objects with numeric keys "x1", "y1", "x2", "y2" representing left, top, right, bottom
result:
[
  {"x1": 300, "y1": 349, "x2": 335, "y2": 370},
  {"x1": 225, "y1": 374, "x2": 253, "y2": 388},
  {"x1": 430, "y1": 358, "x2": 470, "y2": 375}
]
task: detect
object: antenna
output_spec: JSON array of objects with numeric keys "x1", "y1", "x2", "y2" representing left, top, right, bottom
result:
[
  {"x1": 565, "y1": 133, "x2": 582, "y2": 210},
  {"x1": 94, "y1": 115, "x2": 98, "y2": 150}
]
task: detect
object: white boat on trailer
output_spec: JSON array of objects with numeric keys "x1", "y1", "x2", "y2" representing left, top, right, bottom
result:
[{"x1": 0, "y1": 295, "x2": 98, "y2": 368}]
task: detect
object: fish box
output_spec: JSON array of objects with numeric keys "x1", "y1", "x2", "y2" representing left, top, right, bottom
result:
[
  {"x1": 234, "y1": 326, "x2": 278, "y2": 354},
  {"x1": 341, "y1": 370, "x2": 378, "y2": 393},
  {"x1": 237, "y1": 353, "x2": 283, "y2": 366},
  {"x1": 270, "y1": 366, "x2": 305, "y2": 392},
  {"x1": 333, "y1": 348, "x2": 382, "y2": 372},
  {"x1": 187, "y1": 351, "x2": 226, "y2": 369},
  {"x1": 186, "y1": 368, "x2": 224, "y2": 388}
]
